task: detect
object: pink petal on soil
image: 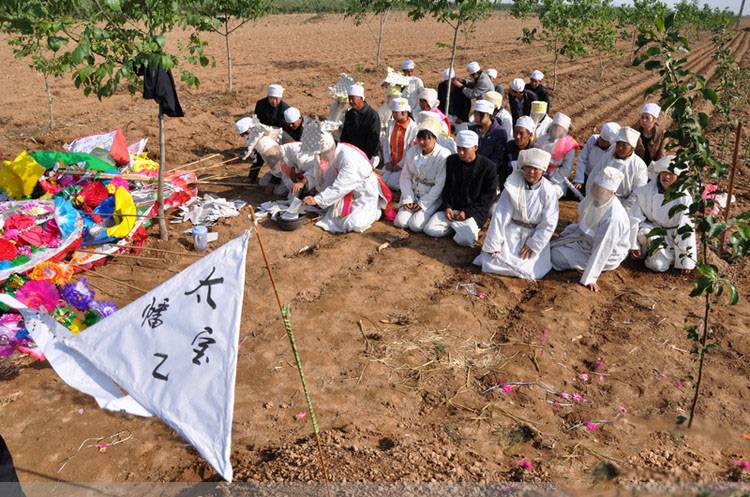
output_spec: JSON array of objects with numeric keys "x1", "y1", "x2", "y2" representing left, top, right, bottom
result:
[
  {"x1": 733, "y1": 461, "x2": 750, "y2": 470},
  {"x1": 502, "y1": 384, "x2": 514, "y2": 392},
  {"x1": 580, "y1": 373, "x2": 589, "y2": 381},
  {"x1": 586, "y1": 423, "x2": 598, "y2": 430},
  {"x1": 515, "y1": 460, "x2": 534, "y2": 470},
  {"x1": 619, "y1": 406, "x2": 627, "y2": 413},
  {"x1": 597, "y1": 362, "x2": 604, "y2": 368},
  {"x1": 538, "y1": 337, "x2": 547, "y2": 342},
  {"x1": 599, "y1": 375, "x2": 604, "y2": 382},
  {"x1": 543, "y1": 329, "x2": 548, "y2": 335}
]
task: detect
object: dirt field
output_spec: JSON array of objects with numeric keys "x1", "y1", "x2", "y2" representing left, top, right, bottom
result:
[{"x1": 1, "y1": 12, "x2": 749, "y2": 494}]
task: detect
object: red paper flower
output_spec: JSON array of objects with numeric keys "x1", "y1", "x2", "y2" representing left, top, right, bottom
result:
[
  {"x1": 0, "y1": 239, "x2": 17, "y2": 261},
  {"x1": 4, "y1": 214, "x2": 35, "y2": 231},
  {"x1": 79, "y1": 181, "x2": 110, "y2": 207}
]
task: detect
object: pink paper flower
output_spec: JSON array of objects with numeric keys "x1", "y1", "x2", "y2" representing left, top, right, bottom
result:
[
  {"x1": 515, "y1": 460, "x2": 533, "y2": 470},
  {"x1": 572, "y1": 393, "x2": 583, "y2": 402},
  {"x1": 580, "y1": 373, "x2": 589, "y2": 381},
  {"x1": 554, "y1": 401, "x2": 561, "y2": 407},
  {"x1": 599, "y1": 375, "x2": 604, "y2": 382},
  {"x1": 597, "y1": 362, "x2": 604, "y2": 368},
  {"x1": 675, "y1": 382, "x2": 683, "y2": 388},
  {"x1": 543, "y1": 329, "x2": 548, "y2": 335},
  {"x1": 502, "y1": 384, "x2": 513, "y2": 392},
  {"x1": 619, "y1": 406, "x2": 627, "y2": 413},
  {"x1": 15, "y1": 279, "x2": 60, "y2": 312},
  {"x1": 521, "y1": 328, "x2": 527, "y2": 334}
]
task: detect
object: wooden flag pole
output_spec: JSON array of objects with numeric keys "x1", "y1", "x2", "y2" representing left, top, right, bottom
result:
[{"x1": 158, "y1": 108, "x2": 168, "y2": 241}]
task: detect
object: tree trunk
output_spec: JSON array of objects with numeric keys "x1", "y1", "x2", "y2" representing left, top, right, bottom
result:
[
  {"x1": 376, "y1": 10, "x2": 388, "y2": 68},
  {"x1": 158, "y1": 108, "x2": 168, "y2": 241},
  {"x1": 225, "y1": 16, "x2": 233, "y2": 93},
  {"x1": 738, "y1": 0, "x2": 746, "y2": 30},
  {"x1": 687, "y1": 241, "x2": 710, "y2": 428},
  {"x1": 43, "y1": 70, "x2": 54, "y2": 129},
  {"x1": 518, "y1": 20, "x2": 524, "y2": 48},
  {"x1": 630, "y1": 26, "x2": 637, "y2": 63},
  {"x1": 445, "y1": 16, "x2": 462, "y2": 121},
  {"x1": 599, "y1": 52, "x2": 604, "y2": 79},
  {"x1": 553, "y1": 36, "x2": 559, "y2": 91}
]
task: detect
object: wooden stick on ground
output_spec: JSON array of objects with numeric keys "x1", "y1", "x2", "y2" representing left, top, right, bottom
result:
[
  {"x1": 169, "y1": 153, "x2": 220, "y2": 172},
  {"x1": 75, "y1": 265, "x2": 148, "y2": 293},
  {"x1": 75, "y1": 249, "x2": 161, "y2": 261},
  {"x1": 115, "y1": 245, "x2": 204, "y2": 257},
  {"x1": 248, "y1": 207, "x2": 331, "y2": 494},
  {"x1": 186, "y1": 156, "x2": 241, "y2": 174}
]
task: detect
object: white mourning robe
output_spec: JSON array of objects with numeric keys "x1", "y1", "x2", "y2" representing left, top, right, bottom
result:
[
  {"x1": 314, "y1": 143, "x2": 385, "y2": 233},
  {"x1": 532, "y1": 115, "x2": 553, "y2": 142},
  {"x1": 629, "y1": 181, "x2": 697, "y2": 271},
  {"x1": 395, "y1": 144, "x2": 450, "y2": 231},
  {"x1": 587, "y1": 149, "x2": 647, "y2": 211},
  {"x1": 533, "y1": 133, "x2": 575, "y2": 199},
  {"x1": 551, "y1": 198, "x2": 630, "y2": 286},
  {"x1": 574, "y1": 134, "x2": 608, "y2": 185},
  {"x1": 403, "y1": 76, "x2": 425, "y2": 113},
  {"x1": 495, "y1": 109, "x2": 514, "y2": 142},
  {"x1": 380, "y1": 118, "x2": 419, "y2": 191},
  {"x1": 474, "y1": 172, "x2": 559, "y2": 279}
]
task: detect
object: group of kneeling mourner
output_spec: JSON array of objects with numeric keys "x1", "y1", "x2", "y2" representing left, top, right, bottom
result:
[{"x1": 234, "y1": 59, "x2": 697, "y2": 292}]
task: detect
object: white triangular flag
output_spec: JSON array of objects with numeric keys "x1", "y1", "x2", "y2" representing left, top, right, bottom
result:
[{"x1": 64, "y1": 231, "x2": 250, "y2": 481}]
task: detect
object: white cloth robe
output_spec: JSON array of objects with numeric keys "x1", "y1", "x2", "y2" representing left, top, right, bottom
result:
[
  {"x1": 629, "y1": 181, "x2": 697, "y2": 271},
  {"x1": 399, "y1": 144, "x2": 450, "y2": 210},
  {"x1": 403, "y1": 76, "x2": 425, "y2": 113},
  {"x1": 381, "y1": 118, "x2": 419, "y2": 191},
  {"x1": 495, "y1": 109, "x2": 514, "y2": 142},
  {"x1": 314, "y1": 144, "x2": 384, "y2": 233},
  {"x1": 474, "y1": 174, "x2": 559, "y2": 279},
  {"x1": 281, "y1": 141, "x2": 314, "y2": 191},
  {"x1": 574, "y1": 134, "x2": 608, "y2": 185},
  {"x1": 586, "y1": 149, "x2": 648, "y2": 211},
  {"x1": 551, "y1": 199, "x2": 631, "y2": 285},
  {"x1": 532, "y1": 115, "x2": 553, "y2": 142}
]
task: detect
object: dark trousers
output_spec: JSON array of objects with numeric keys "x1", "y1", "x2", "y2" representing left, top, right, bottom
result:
[{"x1": 0, "y1": 436, "x2": 26, "y2": 497}]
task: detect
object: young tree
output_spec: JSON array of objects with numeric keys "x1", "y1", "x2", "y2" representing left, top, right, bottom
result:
[
  {"x1": 584, "y1": 0, "x2": 620, "y2": 78},
  {"x1": 344, "y1": 0, "x2": 403, "y2": 68},
  {"x1": 619, "y1": 0, "x2": 668, "y2": 63},
  {"x1": 405, "y1": 0, "x2": 493, "y2": 118},
  {"x1": 0, "y1": 0, "x2": 69, "y2": 128},
  {"x1": 634, "y1": 11, "x2": 748, "y2": 428},
  {"x1": 192, "y1": 0, "x2": 274, "y2": 92},
  {"x1": 510, "y1": 0, "x2": 539, "y2": 48},
  {"x1": 6, "y1": 0, "x2": 213, "y2": 240},
  {"x1": 519, "y1": 0, "x2": 594, "y2": 90}
]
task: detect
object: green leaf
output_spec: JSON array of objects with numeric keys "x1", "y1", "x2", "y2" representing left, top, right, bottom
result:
[
  {"x1": 676, "y1": 415, "x2": 687, "y2": 425},
  {"x1": 705, "y1": 343, "x2": 719, "y2": 353},
  {"x1": 689, "y1": 276, "x2": 713, "y2": 297},
  {"x1": 700, "y1": 88, "x2": 718, "y2": 104},
  {"x1": 655, "y1": 16, "x2": 665, "y2": 33},
  {"x1": 698, "y1": 112, "x2": 710, "y2": 129},
  {"x1": 104, "y1": 0, "x2": 121, "y2": 11},
  {"x1": 71, "y1": 44, "x2": 90, "y2": 64},
  {"x1": 724, "y1": 280, "x2": 739, "y2": 305},
  {"x1": 644, "y1": 60, "x2": 662, "y2": 70}
]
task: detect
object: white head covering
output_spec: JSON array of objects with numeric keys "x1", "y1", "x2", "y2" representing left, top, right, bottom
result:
[
  {"x1": 347, "y1": 84, "x2": 365, "y2": 98},
  {"x1": 616, "y1": 126, "x2": 640, "y2": 147},
  {"x1": 390, "y1": 97, "x2": 410, "y2": 112},
  {"x1": 518, "y1": 148, "x2": 551, "y2": 171},
  {"x1": 531, "y1": 70, "x2": 544, "y2": 81},
  {"x1": 402, "y1": 59, "x2": 415, "y2": 70},
  {"x1": 594, "y1": 166, "x2": 625, "y2": 192},
  {"x1": 419, "y1": 88, "x2": 439, "y2": 110},
  {"x1": 443, "y1": 68, "x2": 456, "y2": 81},
  {"x1": 284, "y1": 107, "x2": 301, "y2": 124},
  {"x1": 650, "y1": 154, "x2": 685, "y2": 176},
  {"x1": 486, "y1": 68, "x2": 498, "y2": 79},
  {"x1": 510, "y1": 78, "x2": 525, "y2": 92},
  {"x1": 234, "y1": 117, "x2": 253, "y2": 134},
  {"x1": 600, "y1": 122, "x2": 621, "y2": 142},
  {"x1": 321, "y1": 132, "x2": 336, "y2": 153},
  {"x1": 551, "y1": 112, "x2": 571, "y2": 132},
  {"x1": 642, "y1": 103, "x2": 661, "y2": 118},
  {"x1": 416, "y1": 110, "x2": 442, "y2": 126},
  {"x1": 466, "y1": 61, "x2": 481, "y2": 74},
  {"x1": 514, "y1": 116, "x2": 536, "y2": 134},
  {"x1": 255, "y1": 136, "x2": 278, "y2": 156},
  {"x1": 267, "y1": 84, "x2": 284, "y2": 98},
  {"x1": 530, "y1": 101, "x2": 548, "y2": 115},
  {"x1": 484, "y1": 91, "x2": 503, "y2": 109},
  {"x1": 418, "y1": 118, "x2": 443, "y2": 138},
  {"x1": 473, "y1": 99, "x2": 495, "y2": 115},
  {"x1": 456, "y1": 130, "x2": 479, "y2": 148}
]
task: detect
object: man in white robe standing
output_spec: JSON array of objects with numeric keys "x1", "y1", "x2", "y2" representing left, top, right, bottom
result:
[
  {"x1": 395, "y1": 118, "x2": 450, "y2": 232},
  {"x1": 401, "y1": 59, "x2": 425, "y2": 112},
  {"x1": 551, "y1": 167, "x2": 631, "y2": 292},
  {"x1": 628, "y1": 155, "x2": 697, "y2": 272},
  {"x1": 587, "y1": 126, "x2": 648, "y2": 211},
  {"x1": 381, "y1": 97, "x2": 418, "y2": 191},
  {"x1": 303, "y1": 134, "x2": 386, "y2": 233},
  {"x1": 573, "y1": 122, "x2": 620, "y2": 194},
  {"x1": 474, "y1": 148, "x2": 559, "y2": 280}
]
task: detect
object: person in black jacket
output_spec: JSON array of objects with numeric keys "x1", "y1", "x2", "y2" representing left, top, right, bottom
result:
[
  {"x1": 469, "y1": 99, "x2": 509, "y2": 188},
  {"x1": 506, "y1": 116, "x2": 537, "y2": 171},
  {"x1": 525, "y1": 70, "x2": 550, "y2": 114},
  {"x1": 424, "y1": 130, "x2": 498, "y2": 246},
  {"x1": 509, "y1": 78, "x2": 537, "y2": 127},
  {"x1": 0, "y1": 435, "x2": 25, "y2": 497},
  {"x1": 248, "y1": 84, "x2": 290, "y2": 181},
  {"x1": 339, "y1": 84, "x2": 381, "y2": 161},
  {"x1": 437, "y1": 68, "x2": 471, "y2": 125}
]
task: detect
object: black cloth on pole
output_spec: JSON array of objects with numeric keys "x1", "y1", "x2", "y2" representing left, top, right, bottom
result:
[{"x1": 142, "y1": 64, "x2": 184, "y2": 118}]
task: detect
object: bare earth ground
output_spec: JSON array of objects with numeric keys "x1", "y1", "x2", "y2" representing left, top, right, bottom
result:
[{"x1": 0, "y1": 12, "x2": 749, "y2": 494}]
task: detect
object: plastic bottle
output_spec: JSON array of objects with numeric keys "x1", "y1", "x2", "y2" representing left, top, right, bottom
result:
[{"x1": 192, "y1": 225, "x2": 208, "y2": 252}]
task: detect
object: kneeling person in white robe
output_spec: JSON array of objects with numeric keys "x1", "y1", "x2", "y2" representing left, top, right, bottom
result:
[
  {"x1": 551, "y1": 167, "x2": 631, "y2": 292},
  {"x1": 303, "y1": 135, "x2": 385, "y2": 233},
  {"x1": 628, "y1": 155, "x2": 697, "y2": 272},
  {"x1": 256, "y1": 136, "x2": 292, "y2": 197},
  {"x1": 474, "y1": 148, "x2": 559, "y2": 280},
  {"x1": 395, "y1": 119, "x2": 450, "y2": 232}
]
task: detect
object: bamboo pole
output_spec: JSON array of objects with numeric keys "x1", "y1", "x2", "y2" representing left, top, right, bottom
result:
[
  {"x1": 115, "y1": 245, "x2": 204, "y2": 257},
  {"x1": 721, "y1": 122, "x2": 743, "y2": 250},
  {"x1": 75, "y1": 265, "x2": 148, "y2": 293},
  {"x1": 173, "y1": 153, "x2": 220, "y2": 171},
  {"x1": 56, "y1": 170, "x2": 156, "y2": 182},
  {"x1": 75, "y1": 249, "x2": 161, "y2": 261},
  {"x1": 248, "y1": 207, "x2": 331, "y2": 493},
  {"x1": 184, "y1": 155, "x2": 241, "y2": 174},
  {"x1": 195, "y1": 180, "x2": 252, "y2": 187},
  {"x1": 158, "y1": 108, "x2": 168, "y2": 241}
]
